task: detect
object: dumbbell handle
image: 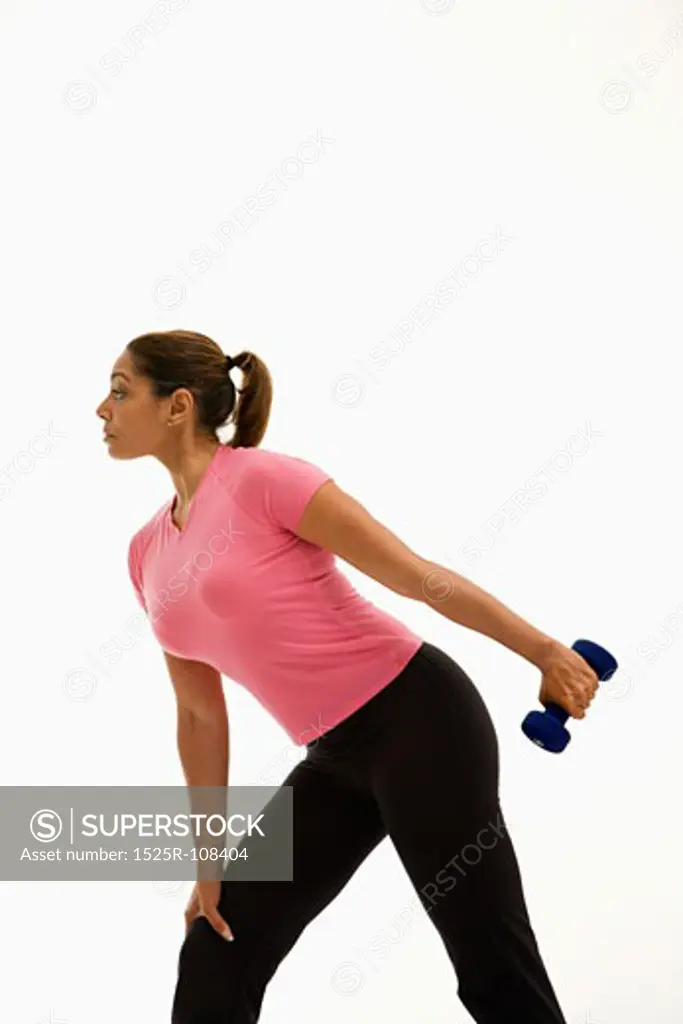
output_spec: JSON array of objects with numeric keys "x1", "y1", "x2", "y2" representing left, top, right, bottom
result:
[
  {"x1": 522, "y1": 639, "x2": 618, "y2": 752},
  {"x1": 545, "y1": 639, "x2": 618, "y2": 720}
]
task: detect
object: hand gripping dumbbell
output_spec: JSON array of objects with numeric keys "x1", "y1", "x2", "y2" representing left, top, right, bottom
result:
[{"x1": 521, "y1": 639, "x2": 618, "y2": 753}]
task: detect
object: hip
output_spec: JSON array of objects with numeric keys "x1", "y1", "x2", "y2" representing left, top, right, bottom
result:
[{"x1": 305, "y1": 640, "x2": 498, "y2": 774}]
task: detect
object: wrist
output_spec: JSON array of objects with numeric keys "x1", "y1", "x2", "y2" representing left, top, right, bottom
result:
[{"x1": 528, "y1": 635, "x2": 562, "y2": 671}]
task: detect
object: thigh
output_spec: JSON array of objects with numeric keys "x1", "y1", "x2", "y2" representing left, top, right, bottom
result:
[
  {"x1": 221, "y1": 756, "x2": 387, "y2": 948},
  {"x1": 175, "y1": 755, "x2": 387, "y2": 1016},
  {"x1": 372, "y1": 644, "x2": 529, "y2": 946}
]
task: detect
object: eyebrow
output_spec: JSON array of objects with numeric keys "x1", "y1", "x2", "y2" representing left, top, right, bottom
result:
[{"x1": 110, "y1": 372, "x2": 129, "y2": 382}]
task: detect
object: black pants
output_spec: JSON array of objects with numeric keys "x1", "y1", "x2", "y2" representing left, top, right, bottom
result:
[{"x1": 171, "y1": 641, "x2": 567, "y2": 1023}]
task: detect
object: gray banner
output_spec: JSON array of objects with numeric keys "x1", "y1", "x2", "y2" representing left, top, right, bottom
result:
[{"x1": 2, "y1": 786, "x2": 292, "y2": 881}]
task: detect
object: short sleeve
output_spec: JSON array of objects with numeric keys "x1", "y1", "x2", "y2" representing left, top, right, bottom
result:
[
  {"x1": 239, "y1": 449, "x2": 333, "y2": 532},
  {"x1": 127, "y1": 535, "x2": 148, "y2": 613}
]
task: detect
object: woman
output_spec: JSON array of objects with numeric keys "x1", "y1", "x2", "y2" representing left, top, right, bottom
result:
[{"x1": 96, "y1": 329, "x2": 598, "y2": 1024}]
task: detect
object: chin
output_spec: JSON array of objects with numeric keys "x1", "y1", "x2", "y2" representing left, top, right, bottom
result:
[{"x1": 105, "y1": 441, "x2": 134, "y2": 460}]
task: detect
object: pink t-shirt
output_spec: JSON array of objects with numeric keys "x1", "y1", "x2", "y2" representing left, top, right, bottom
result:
[{"x1": 127, "y1": 444, "x2": 424, "y2": 745}]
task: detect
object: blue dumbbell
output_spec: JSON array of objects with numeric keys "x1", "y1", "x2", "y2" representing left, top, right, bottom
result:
[{"x1": 521, "y1": 639, "x2": 618, "y2": 753}]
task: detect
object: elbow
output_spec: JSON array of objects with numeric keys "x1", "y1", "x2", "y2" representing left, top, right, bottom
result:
[{"x1": 177, "y1": 700, "x2": 227, "y2": 729}]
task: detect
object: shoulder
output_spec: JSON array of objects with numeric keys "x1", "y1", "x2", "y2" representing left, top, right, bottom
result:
[
  {"x1": 219, "y1": 443, "x2": 315, "y2": 470},
  {"x1": 216, "y1": 444, "x2": 327, "y2": 488},
  {"x1": 217, "y1": 445, "x2": 333, "y2": 531}
]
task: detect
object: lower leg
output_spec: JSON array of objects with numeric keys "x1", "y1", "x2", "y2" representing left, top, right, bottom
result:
[{"x1": 423, "y1": 807, "x2": 567, "y2": 1024}]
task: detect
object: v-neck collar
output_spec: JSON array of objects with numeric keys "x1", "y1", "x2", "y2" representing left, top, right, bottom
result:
[{"x1": 166, "y1": 444, "x2": 226, "y2": 537}]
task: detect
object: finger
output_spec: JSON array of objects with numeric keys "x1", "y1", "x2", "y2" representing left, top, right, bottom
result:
[
  {"x1": 559, "y1": 699, "x2": 580, "y2": 720},
  {"x1": 574, "y1": 685, "x2": 591, "y2": 711},
  {"x1": 203, "y1": 908, "x2": 234, "y2": 942},
  {"x1": 568, "y1": 694, "x2": 585, "y2": 719}
]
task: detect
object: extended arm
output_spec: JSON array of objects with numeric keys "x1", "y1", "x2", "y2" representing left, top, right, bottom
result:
[
  {"x1": 296, "y1": 481, "x2": 600, "y2": 719},
  {"x1": 295, "y1": 481, "x2": 556, "y2": 670}
]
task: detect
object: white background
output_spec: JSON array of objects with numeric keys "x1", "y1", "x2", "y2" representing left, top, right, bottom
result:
[{"x1": 1, "y1": 0, "x2": 682, "y2": 1021}]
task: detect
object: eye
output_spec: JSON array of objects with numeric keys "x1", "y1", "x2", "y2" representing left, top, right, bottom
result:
[{"x1": 111, "y1": 387, "x2": 125, "y2": 399}]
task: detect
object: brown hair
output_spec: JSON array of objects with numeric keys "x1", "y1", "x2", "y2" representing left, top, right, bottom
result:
[{"x1": 126, "y1": 329, "x2": 273, "y2": 448}]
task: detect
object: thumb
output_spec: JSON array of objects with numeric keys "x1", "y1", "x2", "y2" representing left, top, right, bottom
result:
[{"x1": 202, "y1": 907, "x2": 234, "y2": 942}]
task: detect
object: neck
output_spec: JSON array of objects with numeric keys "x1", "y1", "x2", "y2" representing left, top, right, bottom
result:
[{"x1": 162, "y1": 439, "x2": 222, "y2": 509}]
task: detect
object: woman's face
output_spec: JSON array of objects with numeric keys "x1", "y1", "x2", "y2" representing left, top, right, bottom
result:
[{"x1": 96, "y1": 350, "x2": 169, "y2": 460}]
